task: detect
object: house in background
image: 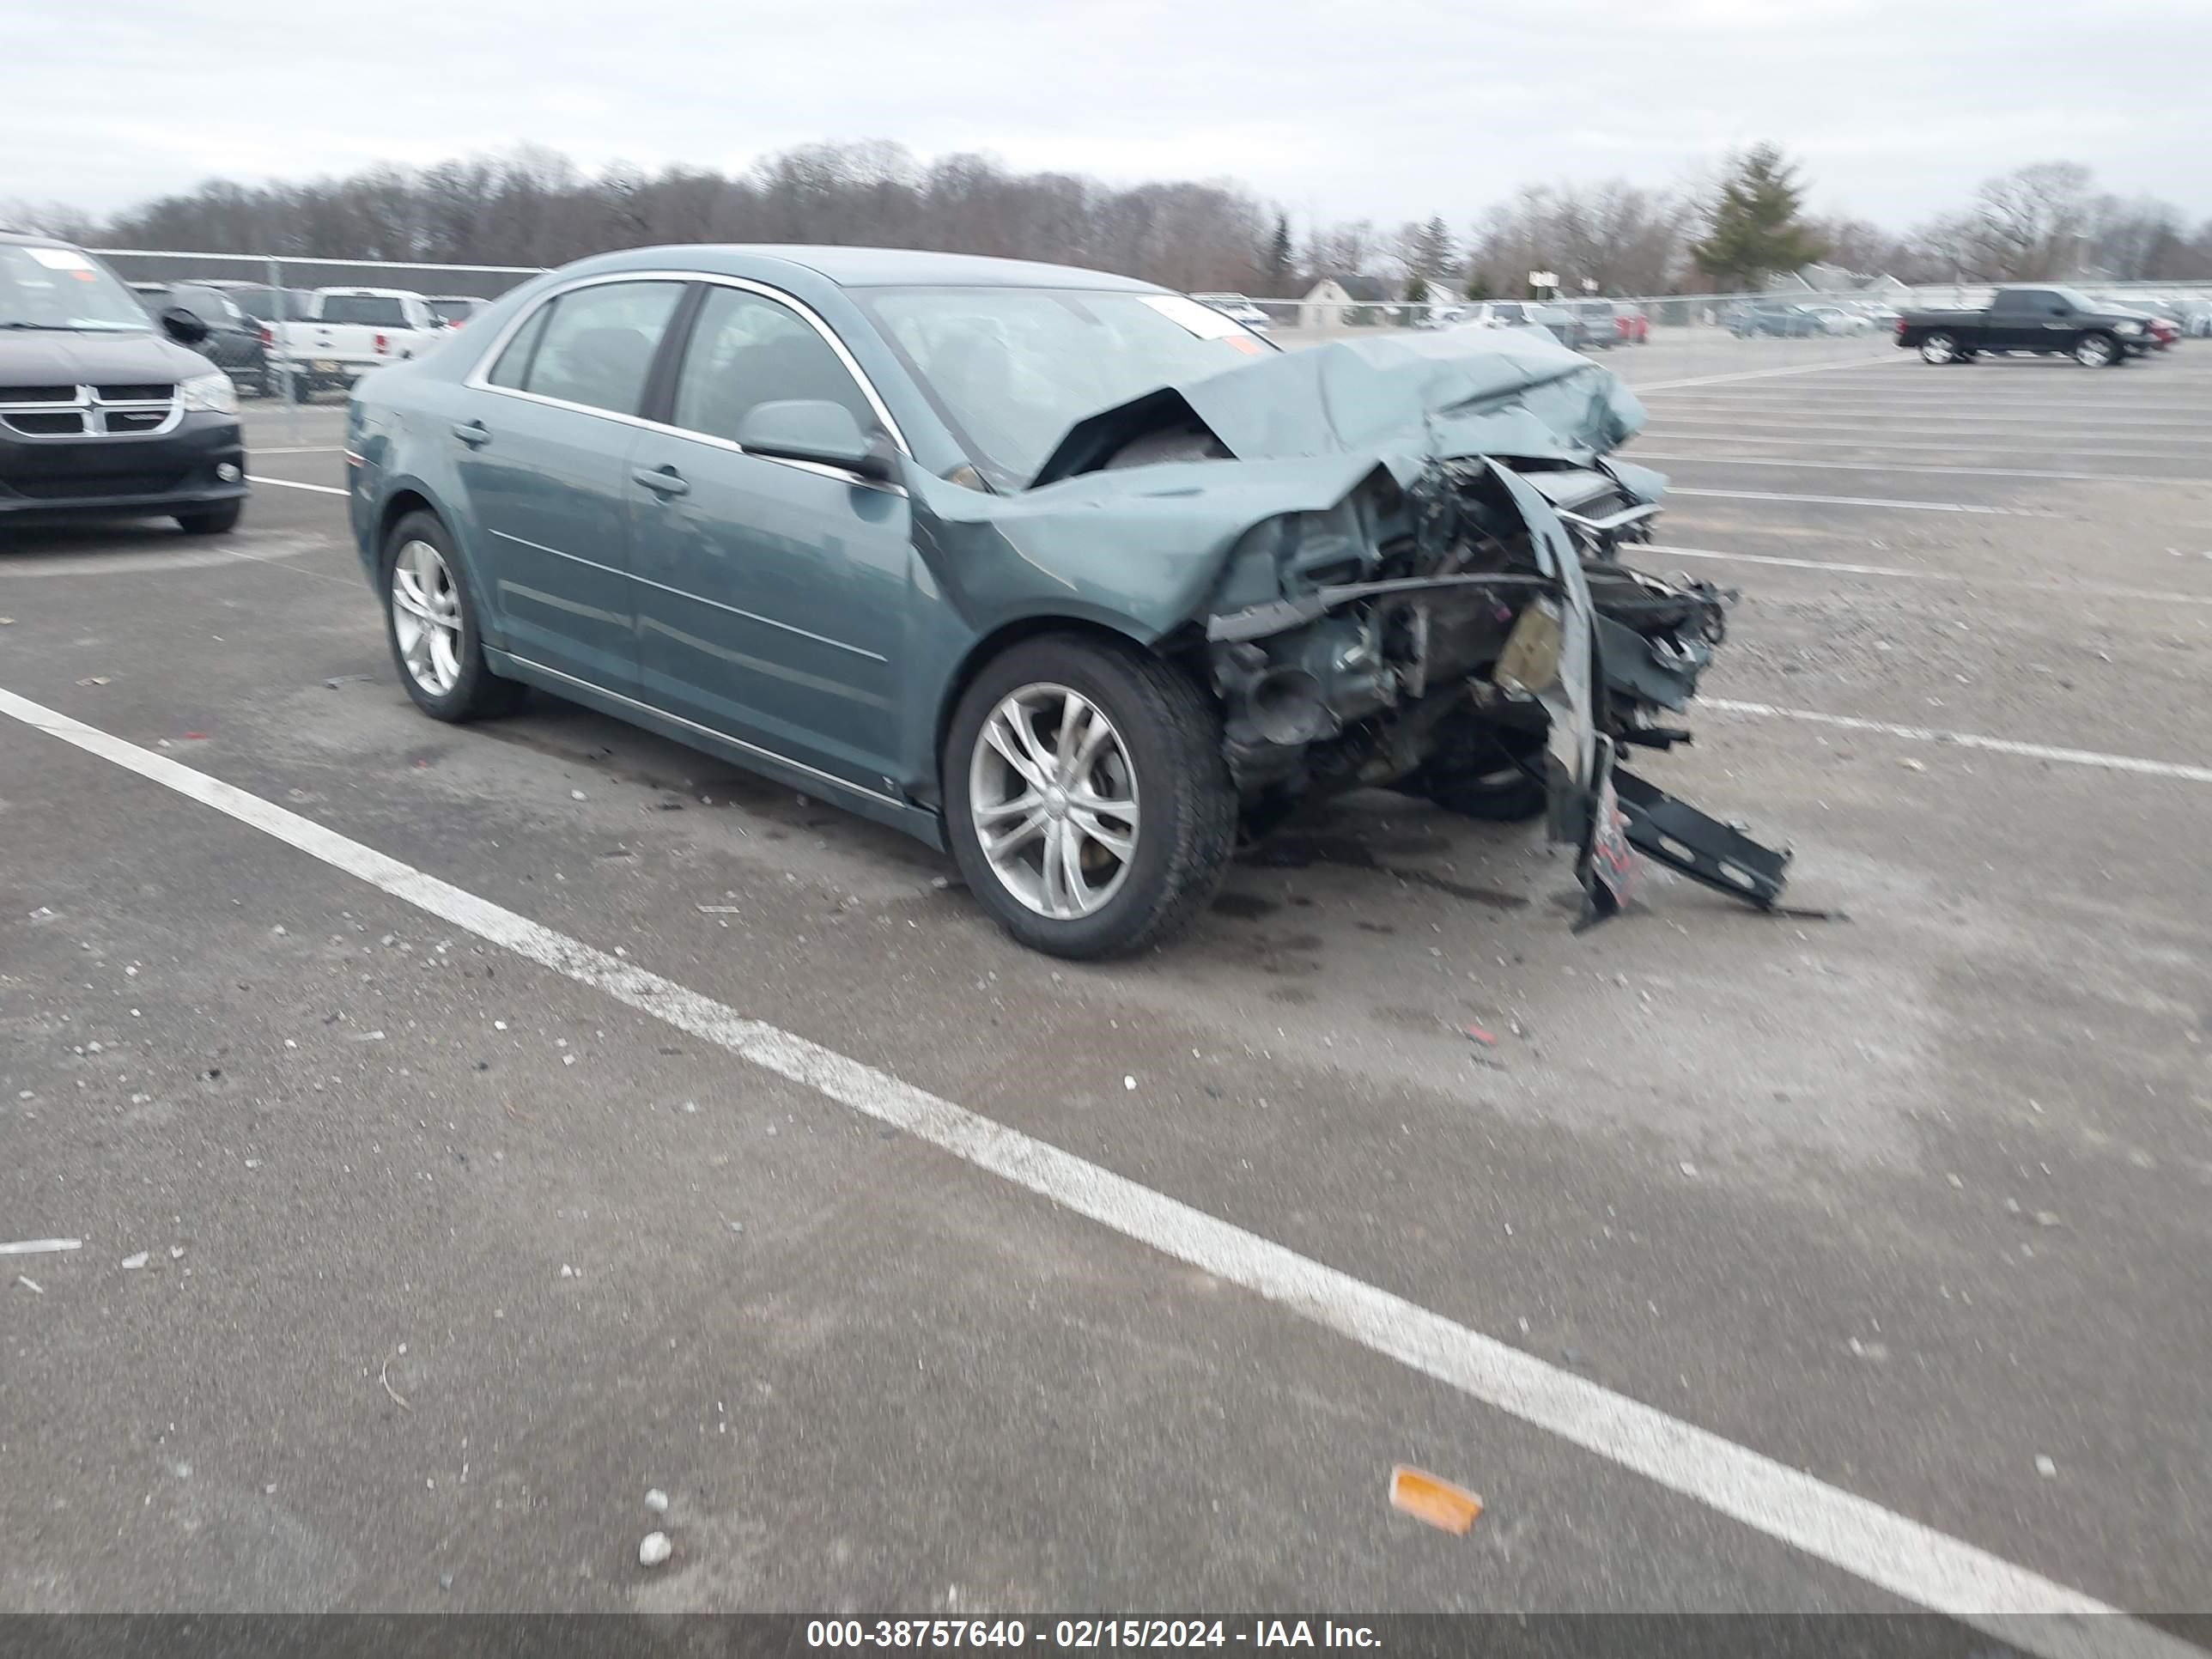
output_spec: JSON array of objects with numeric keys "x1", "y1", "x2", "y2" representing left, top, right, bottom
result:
[{"x1": 1299, "y1": 274, "x2": 1389, "y2": 330}]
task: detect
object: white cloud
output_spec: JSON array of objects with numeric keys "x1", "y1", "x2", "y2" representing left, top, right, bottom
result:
[{"x1": 12, "y1": 0, "x2": 2209, "y2": 230}]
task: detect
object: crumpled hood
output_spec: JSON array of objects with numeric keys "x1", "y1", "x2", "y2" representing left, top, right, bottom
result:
[
  {"x1": 1030, "y1": 326, "x2": 1647, "y2": 485},
  {"x1": 910, "y1": 327, "x2": 1656, "y2": 648}
]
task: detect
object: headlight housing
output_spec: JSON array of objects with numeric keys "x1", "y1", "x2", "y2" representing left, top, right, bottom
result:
[
  {"x1": 179, "y1": 370, "x2": 240, "y2": 415},
  {"x1": 2113, "y1": 320, "x2": 2143, "y2": 336}
]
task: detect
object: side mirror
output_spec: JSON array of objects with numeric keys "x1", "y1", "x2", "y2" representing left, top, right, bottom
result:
[
  {"x1": 159, "y1": 307, "x2": 211, "y2": 347},
  {"x1": 735, "y1": 399, "x2": 897, "y2": 483}
]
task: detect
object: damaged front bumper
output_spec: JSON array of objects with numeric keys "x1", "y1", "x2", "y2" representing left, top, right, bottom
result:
[{"x1": 1202, "y1": 453, "x2": 1791, "y2": 924}]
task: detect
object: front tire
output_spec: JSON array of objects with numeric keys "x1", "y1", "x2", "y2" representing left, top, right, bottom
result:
[
  {"x1": 1919, "y1": 332, "x2": 1958, "y2": 364},
  {"x1": 380, "y1": 511, "x2": 523, "y2": 723},
  {"x1": 944, "y1": 635, "x2": 1234, "y2": 959},
  {"x1": 176, "y1": 501, "x2": 242, "y2": 535},
  {"x1": 1405, "y1": 723, "x2": 1548, "y2": 823}
]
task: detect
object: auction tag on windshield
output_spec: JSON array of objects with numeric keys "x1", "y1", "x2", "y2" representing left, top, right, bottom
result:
[
  {"x1": 1141, "y1": 294, "x2": 1252, "y2": 340},
  {"x1": 27, "y1": 247, "x2": 95, "y2": 271}
]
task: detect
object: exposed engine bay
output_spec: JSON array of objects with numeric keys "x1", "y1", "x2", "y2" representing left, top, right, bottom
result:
[{"x1": 1095, "y1": 415, "x2": 1789, "y2": 922}]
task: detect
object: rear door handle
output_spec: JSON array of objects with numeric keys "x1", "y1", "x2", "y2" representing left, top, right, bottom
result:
[
  {"x1": 451, "y1": 421, "x2": 490, "y2": 447},
  {"x1": 632, "y1": 466, "x2": 690, "y2": 497}
]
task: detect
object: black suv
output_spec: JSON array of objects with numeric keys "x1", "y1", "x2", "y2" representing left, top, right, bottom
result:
[
  {"x1": 1, "y1": 232, "x2": 248, "y2": 533},
  {"x1": 132, "y1": 280, "x2": 274, "y2": 395}
]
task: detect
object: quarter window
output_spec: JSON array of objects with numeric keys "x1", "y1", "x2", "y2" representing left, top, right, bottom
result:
[
  {"x1": 671, "y1": 286, "x2": 877, "y2": 446},
  {"x1": 508, "y1": 281, "x2": 684, "y2": 416},
  {"x1": 487, "y1": 302, "x2": 551, "y2": 389}
]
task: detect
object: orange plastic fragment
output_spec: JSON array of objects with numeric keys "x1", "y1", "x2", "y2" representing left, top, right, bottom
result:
[{"x1": 1389, "y1": 1465, "x2": 1483, "y2": 1534}]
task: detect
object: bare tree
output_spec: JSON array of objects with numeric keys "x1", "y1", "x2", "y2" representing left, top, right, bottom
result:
[{"x1": 1965, "y1": 161, "x2": 2095, "y2": 280}]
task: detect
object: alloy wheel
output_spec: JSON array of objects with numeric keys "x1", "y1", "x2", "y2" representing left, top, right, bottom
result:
[
  {"x1": 391, "y1": 538, "x2": 464, "y2": 697},
  {"x1": 969, "y1": 682, "x2": 1140, "y2": 921}
]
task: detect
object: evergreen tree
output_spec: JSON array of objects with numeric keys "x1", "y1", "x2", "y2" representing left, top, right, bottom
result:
[
  {"x1": 1264, "y1": 213, "x2": 1294, "y2": 292},
  {"x1": 1689, "y1": 145, "x2": 1826, "y2": 289}
]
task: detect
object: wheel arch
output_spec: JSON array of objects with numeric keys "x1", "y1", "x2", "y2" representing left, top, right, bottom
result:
[
  {"x1": 372, "y1": 482, "x2": 504, "y2": 641},
  {"x1": 929, "y1": 613, "x2": 1178, "y2": 806}
]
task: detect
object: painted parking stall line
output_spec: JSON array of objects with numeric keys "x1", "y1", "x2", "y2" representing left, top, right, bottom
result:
[
  {"x1": 247, "y1": 474, "x2": 348, "y2": 495},
  {"x1": 1644, "y1": 412, "x2": 2212, "y2": 435},
  {"x1": 1703, "y1": 699, "x2": 2212, "y2": 786},
  {"x1": 1633, "y1": 453, "x2": 2203, "y2": 487},
  {"x1": 0, "y1": 683, "x2": 2193, "y2": 1659},
  {"x1": 1642, "y1": 427, "x2": 2212, "y2": 454},
  {"x1": 1642, "y1": 544, "x2": 2212, "y2": 608},
  {"x1": 1630, "y1": 355, "x2": 1904, "y2": 393},
  {"x1": 1665, "y1": 486, "x2": 2062, "y2": 517}
]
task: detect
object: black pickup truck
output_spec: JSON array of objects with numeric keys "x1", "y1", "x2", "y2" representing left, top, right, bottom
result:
[{"x1": 1895, "y1": 285, "x2": 2157, "y2": 368}]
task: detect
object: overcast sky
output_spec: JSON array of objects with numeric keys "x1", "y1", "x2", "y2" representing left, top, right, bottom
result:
[{"x1": 14, "y1": 0, "x2": 2212, "y2": 231}]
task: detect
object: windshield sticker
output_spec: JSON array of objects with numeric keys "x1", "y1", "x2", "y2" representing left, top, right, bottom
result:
[
  {"x1": 1140, "y1": 294, "x2": 1251, "y2": 340},
  {"x1": 26, "y1": 247, "x2": 95, "y2": 271}
]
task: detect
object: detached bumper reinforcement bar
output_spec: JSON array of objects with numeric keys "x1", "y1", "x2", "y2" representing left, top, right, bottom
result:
[{"x1": 1612, "y1": 767, "x2": 1792, "y2": 908}]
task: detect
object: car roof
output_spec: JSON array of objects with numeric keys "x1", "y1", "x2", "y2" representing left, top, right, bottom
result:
[
  {"x1": 568, "y1": 243, "x2": 1166, "y2": 294},
  {"x1": 316, "y1": 286, "x2": 426, "y2": 298}
]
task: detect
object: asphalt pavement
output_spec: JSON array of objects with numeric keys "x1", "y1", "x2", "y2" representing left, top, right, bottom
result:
[{"x1": 3, "y1": 337, "x2": 2207, "y2": 1634}]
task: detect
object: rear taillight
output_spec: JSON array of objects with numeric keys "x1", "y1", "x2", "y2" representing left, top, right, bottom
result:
[
  {"x1": 374, "y1": 332, "x2": 389, "y2": 355},
  {"x1": 1894, "y1": 317, "x2": 1907, "y2": 334},
  {"x1": 258, "y1": 325, "x2": 274, "y2": 345}
]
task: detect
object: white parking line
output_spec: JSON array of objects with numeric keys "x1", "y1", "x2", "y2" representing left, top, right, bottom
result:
[
  {"x1": 1631, "y1": 355, "x2": 1903, "y2": 393},
  {"x1": 1637, "y1": 413, "x2": 2212, "y2": 435},
  {"x1": 1644, "y1": 544, "x2": 2212, "y2": 606},
  {"x1": 248, "y1": 474, "x2": 348, "y2": 496},
  {"x1": 1645, "y1": 428, "x2": 2212, "y2": 455},
  {"x1": 252, "y1": 446, "x2": 344, "y2": 454},
  {"x1": 1666, "y1": 487, "x2": 2058, "y2": 517},
  {"x1": 1634, "y1": 453, "x2": 2197, "y2": 486},
  {"x1": 0, "y1": 682, "x2": 2188, "y2": 1659},
  {"x1": 1704, "y1": 699, "x2": 2212, "y2": 785},
  {"x1": 1644, "y1": 395, "x2": 2212, "y2": 417}
]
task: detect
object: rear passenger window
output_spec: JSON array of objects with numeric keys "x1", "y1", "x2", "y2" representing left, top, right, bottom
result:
[
  {"x1": 517, "y1": 281, "x2": 684, "y2": 416},
  {"x1": 671, "y1": 285, "x2": 877, "y2": 445}
]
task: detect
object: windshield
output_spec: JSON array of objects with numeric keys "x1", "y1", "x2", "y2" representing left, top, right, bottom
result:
[
  {"x1": 0, "y1": 244, "x2": 153, "y2": 332},
  {"x1": 854, "y1": 286, "x2": 1274, "y2": 488},
  {"x1": 428, "y1": 298, "x2": 476, "y2": 322}
]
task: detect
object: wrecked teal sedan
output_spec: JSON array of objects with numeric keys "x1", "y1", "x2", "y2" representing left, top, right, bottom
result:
[{"x1": 346, "y1": 246, "x2": 1788, "y2": 958}]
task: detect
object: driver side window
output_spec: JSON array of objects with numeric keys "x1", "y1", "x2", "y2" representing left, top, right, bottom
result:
[{"x1": 671, "y1": 286, "x2": 876, "y2": 446}]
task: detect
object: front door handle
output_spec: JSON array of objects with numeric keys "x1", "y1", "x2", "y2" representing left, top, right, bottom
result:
[
  {"x1": 451, "y1": 421, "x2": 490, "y2": 447},
  {"x1": 632, "y1": 465, "x2": 690, "y2": 497}
]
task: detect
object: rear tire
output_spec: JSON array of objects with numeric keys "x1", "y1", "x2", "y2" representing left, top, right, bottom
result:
[
  {"x1": 1919, "y1": 332, "x2": 1958, "y2": 365},
  {"x1": 380, "y1": 510, "x2": 524, "y2": 723},
  {"x1": 2074, "y1": 331, "x2": 2121, "y2": 368},
  {"x1": 943, "y1": 635, "x2": 1234, "y2": 959},
  {"x1": 176, "y1": 501, "x2": 242, "y2": 536}
]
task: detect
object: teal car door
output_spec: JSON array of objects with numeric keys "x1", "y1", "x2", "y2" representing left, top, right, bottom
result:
[
  {"x1": 453, "y1": 277, "x2": 685, "y2": 696},
  {"x1": 626, "y1": 283, "x2": 912, "y2": 798}
]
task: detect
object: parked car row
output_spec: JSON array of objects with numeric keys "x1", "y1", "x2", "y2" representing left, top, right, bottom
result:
[
  {"x1": 1725, "y1": 298, "x2": 1897, "y2": 337},
  {"x1": 120, "y1": 279, "x2": 488, "y2": 400},
  {"x1": 1413, "y1": 299, "x2": 1649, "y2": 351}
]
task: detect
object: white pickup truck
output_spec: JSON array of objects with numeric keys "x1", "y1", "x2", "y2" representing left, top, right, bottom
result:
[{"x1": 273, "y1": 288, "x2": 442, "y2": 398}]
